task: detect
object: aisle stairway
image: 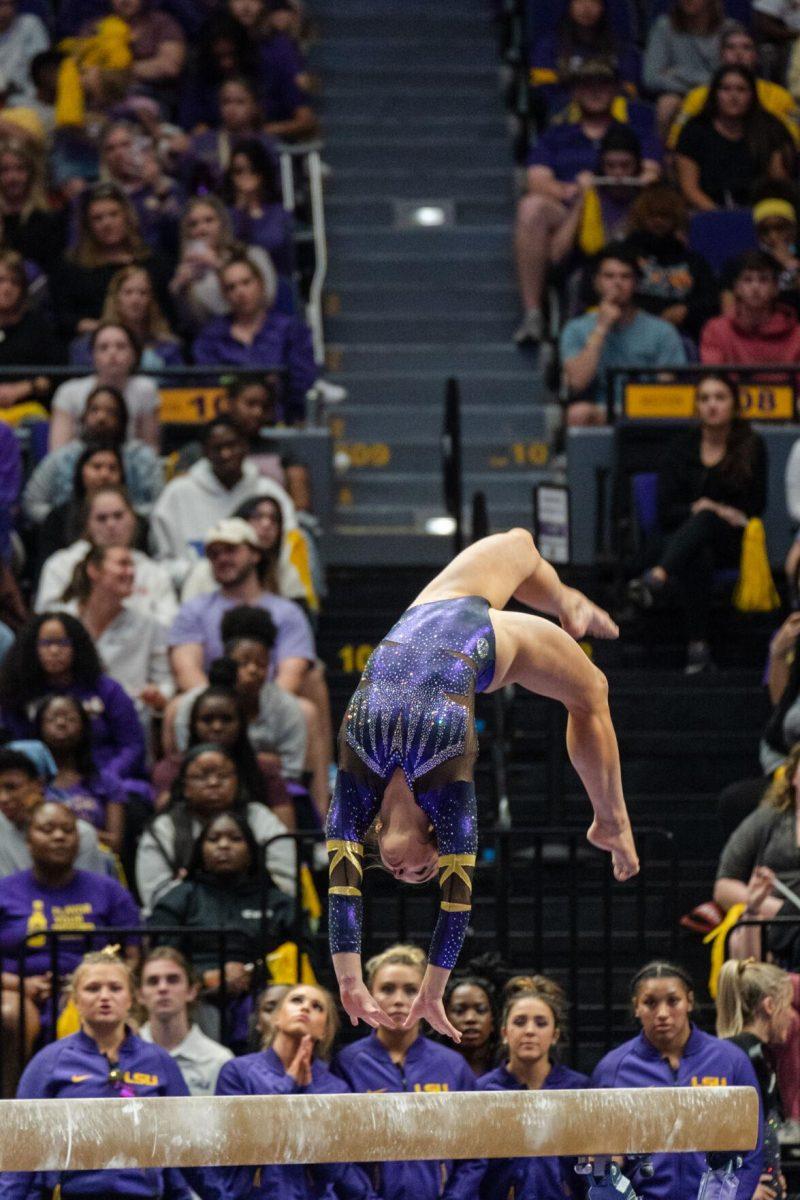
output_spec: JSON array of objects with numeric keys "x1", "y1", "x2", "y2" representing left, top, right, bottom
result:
[{"x1": 311, "y1": 0, "x2": 557, "y2": 561}]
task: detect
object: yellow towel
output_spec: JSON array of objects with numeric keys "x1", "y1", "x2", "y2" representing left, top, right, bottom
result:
[
  {"x1": 266, "y1": 941, "x2": 317, "y2": 985},
  {"x1": 56, "y1": 16, "x2": 132, "y2": 127},
  {"x1": 578, "y1": 186, "x2": 605, "y2": 256},
  {"x1": 733, "y1": 518, "x2": 780, "y2": 613},
  {"x1": 703, "y1": 902, "x2": 746, "y2": 997}
]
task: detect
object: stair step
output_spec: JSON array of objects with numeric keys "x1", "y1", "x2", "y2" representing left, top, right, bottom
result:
[
  {"x1": 324, "y1": 313, "x2": 515, "y2": 343},
  {"x1": 329, "y1": 166, "x2": 511, "y2": 197},
  {"x1": 326, "y1": 342, "x2": 532, "y2": 372},
  {"x1": 330, "y1": 402, "x2": 551, "y2": 440},
  {"x1": 325, "y1": 197, "x2": 512, "y2": 225},
  {"x1": 320, "y1": 89, "x2": 505, "y2": 119},
  {"x1": 317, "y1": 12, "x2": 490, "y2": 37},
  {"x1": 315, "y1": 41, "x2": 499, "y2": 69},
  {"x1": 326, "y1": 371, "x2": 543, "y2": 406},
  {"x1": 324, "y1": 281, "x2": 519, "y2": 311},
  {"x1": 328, "y1": 224, "x2": 510, "y2": 254},
  {"x1": 328, "y1": 254, "x2": 514, "y2": 286},
  {"x1": 325, "y1": 140, "x2": 510, "y2": 170}
]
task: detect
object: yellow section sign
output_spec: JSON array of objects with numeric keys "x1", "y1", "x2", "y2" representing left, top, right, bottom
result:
[
  {"x1": 624, "y1": 383, "x2": 797, "y2": 421},
  {"x1": 159, "y1": 387, "x2": 226, "y2": 424}
]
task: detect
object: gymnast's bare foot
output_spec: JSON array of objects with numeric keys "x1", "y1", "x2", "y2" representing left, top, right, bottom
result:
[
  {"x1": 559, "y1": 588, "x2": 619, "y2": 640},
  {"x1": 587, "y1": 819, "x2": 640, "y2": 881}
]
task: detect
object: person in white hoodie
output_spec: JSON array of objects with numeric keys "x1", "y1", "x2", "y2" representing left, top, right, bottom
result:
[{"x1": 149, "y1": 415, "x2": 293, "y2": 586}]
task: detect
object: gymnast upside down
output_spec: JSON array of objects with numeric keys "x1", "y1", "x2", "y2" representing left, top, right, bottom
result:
[{"x1": 326, "y1": 529, "x2": 639, "y2": 1040}]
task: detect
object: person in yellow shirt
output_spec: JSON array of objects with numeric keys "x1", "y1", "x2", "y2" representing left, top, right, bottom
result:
[{"x1": 668, "y1": 24, "x2": 800, "y2": 149}]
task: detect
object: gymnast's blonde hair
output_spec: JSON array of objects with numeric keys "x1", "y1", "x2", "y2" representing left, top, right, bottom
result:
[
  {"x1": 716, "y1": 958, "x2": 792, "y2": 1037},
  {"x1": 364, "y1": 943, "x2": 426, "y2": 990},
  {"x1": 69, "y1": 944, "x2": 136, "y2": 999}
]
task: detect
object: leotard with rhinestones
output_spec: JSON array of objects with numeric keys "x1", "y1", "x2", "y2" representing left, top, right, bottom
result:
[{"x1": 326, "y1": 595, "x2": 496, "y2": 970}]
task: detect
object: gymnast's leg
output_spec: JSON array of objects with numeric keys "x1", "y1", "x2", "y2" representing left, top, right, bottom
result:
[
  {"x1": 489, "y1": 608, "x2": 638, "y2": 881},
  {"x1": 410, "y1": 528, "x2": 618, "y2": 639}
]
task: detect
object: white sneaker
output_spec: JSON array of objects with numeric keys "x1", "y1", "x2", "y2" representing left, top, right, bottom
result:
[
  {"x1": 513, "y1": 309, "x2": 544, "y2": 344},
  {"x1": 310, "y1": 378, "x2": 348, "y2": 404}
]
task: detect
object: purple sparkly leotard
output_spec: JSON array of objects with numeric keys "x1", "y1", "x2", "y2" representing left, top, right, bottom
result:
[{"x1": 326, "y1": 595, "x2": 496, "y2": 971}]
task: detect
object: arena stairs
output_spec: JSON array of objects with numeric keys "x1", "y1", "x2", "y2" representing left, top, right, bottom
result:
[
  {"x1": 318, "y1": 566, "x2": 768, "y2": 1067},
  {"x1": 311, "y1": 0, "x2": 560, "y2": 564}
]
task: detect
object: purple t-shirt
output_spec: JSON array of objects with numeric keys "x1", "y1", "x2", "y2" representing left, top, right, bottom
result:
[
  {"x1": 45, "y1": 769, "x2": 128, "y2": 831},
  {"x1": 0, "y1": 868, "x2": 140, "y2": 976},
  {"x1": 168, "y1": 591, "x2": 315, "y2": 673}
]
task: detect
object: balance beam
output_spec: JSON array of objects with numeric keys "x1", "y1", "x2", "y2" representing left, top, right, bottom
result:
[{"x1": 0, "y1": 1087, "x2": 758, "y2": 1171}]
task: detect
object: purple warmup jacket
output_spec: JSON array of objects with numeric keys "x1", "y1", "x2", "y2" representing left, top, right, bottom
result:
[
  {"x1": 591, "y1": 1026, "x2": 764, "y2": 1200},
  {"x1": 0, "y1": 675, "x2": 149, "y2": 795},
  {"x1": 192, "y1": 309, "x2": 317, "y2": 424},
  {"x1": 0, "y1": 1029, "x2": 201, "y2": 1200},
  {"x1": 331, "y1": 1031, "x2": 476, "y2": 1200},
  {"x1": 214, "y1": 1046, "x2": 377, "y2": 1200}
]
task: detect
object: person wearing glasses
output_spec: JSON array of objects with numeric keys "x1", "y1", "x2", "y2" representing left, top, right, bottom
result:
[{"x1": 0, "y1": 946, "x2": 200, "y2": 1200}]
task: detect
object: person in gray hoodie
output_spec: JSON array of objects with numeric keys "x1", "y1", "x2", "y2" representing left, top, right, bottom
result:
[{"x1": 149, "y1": 415, "x2": 293, "y2": 586}]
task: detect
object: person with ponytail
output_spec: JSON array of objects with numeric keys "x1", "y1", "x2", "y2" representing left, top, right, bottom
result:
[
  {"x1": 591, "y1": 960, "x2": 765, "y2": 1199},
  {"x1": 717, "y1": 958, "x2": 793, "y2": 1198},
  {"x1": 627, "y1": 371, "x2": 767, "y2": 673}
]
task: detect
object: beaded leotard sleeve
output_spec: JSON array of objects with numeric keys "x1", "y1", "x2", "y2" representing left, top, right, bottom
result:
[{"x1": 326, "y1": 769, "x2": 478, "y2": 971}]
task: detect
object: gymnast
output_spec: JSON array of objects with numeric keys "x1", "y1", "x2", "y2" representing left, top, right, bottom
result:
[{"x1": 327, "y1": 529, "x2": 639, "y2": 1040}]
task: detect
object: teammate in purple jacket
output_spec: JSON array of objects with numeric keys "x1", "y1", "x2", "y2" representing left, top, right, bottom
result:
[
  {"x1": 591, "y1": 961, "x2": 766, "y2": 1200},
  {"x1": 331, "y1": 945, "x2": 477, "y2": 1200},
  {"x1": 214, "y1": 982, "x2": 377, "y2": 1200}
]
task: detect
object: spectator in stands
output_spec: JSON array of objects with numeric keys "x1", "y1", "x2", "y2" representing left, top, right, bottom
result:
[
  {"x1": 617, "y1": 183, "x2": 719, "y2": 340},
  {"x1": 548, "y1": 125, "x2": 645, "y2": 279},
  {"x1": 591, "y1": 961, "x2": 764, "y2": 1198},
  {"x1": 35, "y1": 486, "x2": 176, "y2": 626},
  {"x1": 25, "y1": 386, "x2": 161, "y2": 523},
  {"x1": 135, "y1": 742, "x2": 294, "y2": 911},
  {"x1": 0, "y1": 251, "x2": 64, "y2": 401},
  {"x1": 180, "y1": 76, "x2": 277, "y2": 195},
  {"x1": 332, "y1": 944, "x2": 476, "y2": 1200},
  {"x1": 98, "y1": 122, "x2": 183, "y2": 257},
  {"x1": 193, "y1": 255, "x2": 317, "y2": 424},
  {"x1": 675, "y1": 67, "x2": 794, "y2": 212},
  {"x1": 181, "y1": 493, "x2": 316, "y2": 616},
  {"x1": 49, "y1": 320, "x2": 161, "y2": 450},
  {"x1": 529, "y1": 0, "x2": 640, "y2": 118},
  {"x1": 156, "y1": 676, "x2": 293, "y2": 824},
  {"x1": 468, "y1": 978, "x2": 590, "y2": 1200},
  {"x1": 627, "y1": 372, "x2": 767, "y2": 673},
  {"x1": 741, "y1": 193, "x2": 800, "y2": 313},
  {"x1": 215, "y1": 982, "x2": 376, "y2": 1200},
  {"x1": 700, "y1": 250, "x2": 800, "y2": 363},
  {"x1": 715, "y1": 742, "x2": 800, "y2": 960},
  {"x1": 643, "y1": 0, "x2": 729, "y2": 138},
  {"x1": 149, "y1": 810, "x2": 292, "y2": 1049},
  {"x1": 443, "y1": 971, "x2": 498, "y2": 1079},
  {"x1": 99, "y1": 0, "x2": 186, "y2": 101},
  {"x1": 36, "y1": 693, "x2": 126, "y2": 851},
  {"x1": 229, "y1": 0, "x2": 309, "y2": 94},
  {"x1": 222, "y1": 138, "x2": 294, "y2": 279},
  {"x1": 169, "y1": 194, "x2": 277, "y2": 335},
  {"x1": 167, "y1": 517, "x2": 315, "y2": 694},
  {"x1": 0, "y1": 745, "x2": 108, "y2": 877},
  {"x1": 559, "y1": 244, "x2": 687, "y2": 426},
  {"x1": 56, "y1": 544, "x2": 172, "y2": 711},
  {"x1": 248, "y1": 981, "x2": 290, "y2": 1050},
  {"x1": 0, "y1": 947, "x2": 198, "y2": 1200},
  {"x1": 138, "y1": 945, "x2": 234, "y2": 1095},
  {"x1": 0, "y1": 136, "x2": 66, "y2": 271},
  {"x1": 70, "y1": 265, "x2": 184, "y2": 368},
  {"x1": 0, "y1": 0, "x2": 48, "y2": 106},
  {"x1": 716, "y1": 957, "x2": 792, "y2": 1184},
  {"x1": 10, "y1": 48, "x2": 60, "y2": 140},
  {"x1": 0, "y1": 612, "x2": 150, "y2": 798},
  {"x1": 35, "y1": 442, "x2": 127, "y2": 565},
  {"x1": 178, "y1": 13, "x2": 264, "y2": 133},
  {"x1": 669, "y1": 24, "x2": 800, "y2": 151},
  {"x1": 150, "y1": 419, "x2": 292, "y2": 574},
  {"x1": 0, "y1": 805, "x2": 139, "y2": 1086},
  {"x1": 754, "y1": 0, "x2": 800, "y2": 81},
  {"x1": 50, "y1": 182, "x2": 170, "y2": 343},
  {"x1": 514, "y1": 59, "x2": 661, "y2": 344}
]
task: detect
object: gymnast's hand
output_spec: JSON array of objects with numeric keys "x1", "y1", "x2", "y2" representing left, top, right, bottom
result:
[
  {"x1": 559, "y1": 587, "x2": 619, "y2": 641},
  {"x1": 587, "y1": 819, "x2": 640, "y2": 882},
  {"x1": 339, "y1": 977, "x2": 397, "y2": 1031},
  {"x1": 404, "y1": 989, "x2": 461, "y2": 1041}
]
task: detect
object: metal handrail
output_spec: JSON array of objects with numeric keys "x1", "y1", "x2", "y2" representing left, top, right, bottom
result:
[{"x1": 276, "y1": 141, "x2": 328, "y2": 368}]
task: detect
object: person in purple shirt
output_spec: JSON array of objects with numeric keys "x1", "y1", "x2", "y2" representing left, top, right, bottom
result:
[
  {"x1": 591, "y1": 961, "x2": 766, "y2": 1200},
  {"x1": 223, "y1": 137, "x2": 295, "y2": 278},
  {"x1": 450, "y1": 977, "x2": 590, "y2": 1200},
  {"x1": 193, "y1": 254, "x2": 317, "y2": 424},
  {"x1": 0, "y1": 801, "x2": 139, "y2": 1089},
  {"x1": 331, "y1": 944, "x2": 477, "y2": 1200},
  {"x1": 215, "y1": 981, "x2": 377, "y2": 1200},
  {"x1": 0, "y1": 947, "x2": 200, "y2": 1200},
  {"x1": 0, "y1": 612, "x2": 150, "y2": 799},
  {"x1": 168, "y1": 529, "x2": 315, "y2": 696},
  {"x1": 513, "y1": 57, "x2": 662, "y2": 345},
  {"x1": 0, "y1": 420, "x2": 21, "y2": 567}
]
